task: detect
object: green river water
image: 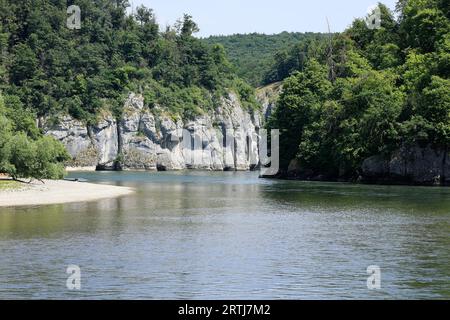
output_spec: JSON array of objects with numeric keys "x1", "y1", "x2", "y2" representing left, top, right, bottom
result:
[{"x1": 0, "y1": 171, "x2": 449, "y2": 299}]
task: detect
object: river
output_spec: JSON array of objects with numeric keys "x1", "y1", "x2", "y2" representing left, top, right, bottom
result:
[{"x1": 0, "y1": 171, "x2": 449, "y2": 299}]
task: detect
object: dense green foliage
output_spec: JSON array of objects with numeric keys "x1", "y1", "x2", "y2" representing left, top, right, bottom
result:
[
  {"x1": 0, "y1": 0, "x2": 257, "y2": 179},
  {"x1": 0, "y1": 94, "x2": 69, "y2": 180},
  {"x1": 0, "y1": 0, "x2": 255, "y2": 123},
  {"x1": 267, "y1": 0, "x2": 450, "y2": 179},
  {"x1": 1, "y1": 0, "x2": 448, "y2": 181},
  {"x1": 203, "y1": 32, "x2": 327, "y2": 86},
  {"x1": 263, "y1": 37, "x2": 330, "y2": 85}
]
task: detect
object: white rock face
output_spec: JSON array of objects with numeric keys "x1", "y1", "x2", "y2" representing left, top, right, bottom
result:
[
  {"x1": 46, "y1": 116, "x2": 91, "y2": 158},
  {"x1": 93, "y1": 115, "x2": 118, "y2": 165},
  {"x1": 45, "y1": 92, "x2": 263, "y2": 171}
]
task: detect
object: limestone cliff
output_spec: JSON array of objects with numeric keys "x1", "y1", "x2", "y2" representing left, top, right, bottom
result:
[
  {"x1": 45, "y1": 93, "x2": 262, "y2": 171},
  {"x1": 255, "y1": 82, "x2": 282, "y2": 120}
]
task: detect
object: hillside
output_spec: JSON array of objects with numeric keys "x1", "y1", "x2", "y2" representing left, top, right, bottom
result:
[
  {"x1": 266, "y1": 1, "x2": 450, "y2": 185},
  {"x1": 202, "y1": 32, "x2": 327, "y2": 86},
  {"x1": 0, "y1": 0, "x2": 259, "y2": 178}
]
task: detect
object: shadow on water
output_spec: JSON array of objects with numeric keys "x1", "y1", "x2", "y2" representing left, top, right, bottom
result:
[{"x1": 0, "y1": 171, "x2": 448, "y2": 299}]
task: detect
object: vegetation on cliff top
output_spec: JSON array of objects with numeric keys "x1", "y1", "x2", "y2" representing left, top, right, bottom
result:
[
  {"x1": 0, "y1": 0, "x2": 257, "y2": 124},
  {"x1": 0, "y1": 0, "x2": 257, "y2": 179},
  {"x1": 266, "y1": 0, "x2": 449, "y2": 179},
  {"x1": 0, "y1": 0, "x2": 448, "y2": 182}
]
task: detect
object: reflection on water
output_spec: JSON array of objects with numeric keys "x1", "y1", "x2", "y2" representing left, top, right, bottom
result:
[{"x1": 0, "y1": 171, "x2": 449, "y2": 299}]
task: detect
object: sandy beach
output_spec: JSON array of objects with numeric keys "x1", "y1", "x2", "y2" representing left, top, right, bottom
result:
[{"x1": 0, "y1": 179, "x2": 135, "y2": 207}]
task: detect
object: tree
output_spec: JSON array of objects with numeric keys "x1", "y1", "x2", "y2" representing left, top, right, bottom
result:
[
  {"x1": 203, "y1": 32, "x2": 327, "y2": 86},
  {"x1": 0, "y1": 92, "x2": 69, "y2": 181},
  {"x1": 3, "y1": 132, "x2": 69, "y2": 181},
  {"x1": 176, "y1": 14, "x2": 200, "y2": 38},
  {"x1": 10, "y1": 43, "x2": 39, "y2": 85},
  {"x1": 266, "y1": 0, "x2": 449, "y2": 180},
  {"x1": 0, "y1": 113, "x2": 13, "y2": 175},
  {"x1": 332, "y1": 70, "x2": 404, "y2": 174},
  {"x1": 267, "y1": 59, "x2": 332, "y2": 169},
  {"x1": 414, "y1": 76, "x2": 450, "y2": 145},
  {"x1": 33, "y1": 136, "x2": 70, "y2": 180},
  {"x1": 5, "y1": 133, "x2": 37, "y2": 181},
  {"x1": 135, "y1": 5, "x2": 154, "y2": 26},
  {"x1": 399, "y1": 0, "x2": 449, "y2": 53}
]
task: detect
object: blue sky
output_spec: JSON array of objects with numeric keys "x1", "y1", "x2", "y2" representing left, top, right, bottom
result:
[{"x1": 130, "y1": 0, "x2": 398, "y2": 37}]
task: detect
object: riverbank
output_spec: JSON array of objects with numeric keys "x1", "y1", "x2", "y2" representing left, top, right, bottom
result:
[
  {"x1": 0, "y1": 180, "x2": 21, "y2": 191},
  {"x1": 262, "y1": 174, "x2": 450, "y2": 187},
  {"x1": 0, "y1": 179, "x2": 135, "y2": 207}
]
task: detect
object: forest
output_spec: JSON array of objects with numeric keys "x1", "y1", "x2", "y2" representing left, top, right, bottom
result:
[
  {"x1": 0, "y1": 0, "x2": 448, "y2": 183},
  {"x1": 202, "y1": 32, "x2": 327, "y2": 86},
  {"x1": 265, "y1": 0, "x2": 449, "y2": 181},
  {"x1": 0, "y1": 0, "x2": 255, "y2": 179}
]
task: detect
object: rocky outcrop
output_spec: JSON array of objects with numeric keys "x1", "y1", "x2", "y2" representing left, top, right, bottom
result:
[
  {"x1": 256, "y1": 82, "x2": 282, "y2": 120},
  {"x1": 362, "y1": 145, "x2": 450, "y2": 186},
  {"x1": 45, "y1": 92, "x2": 263, "y2": 171}
]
